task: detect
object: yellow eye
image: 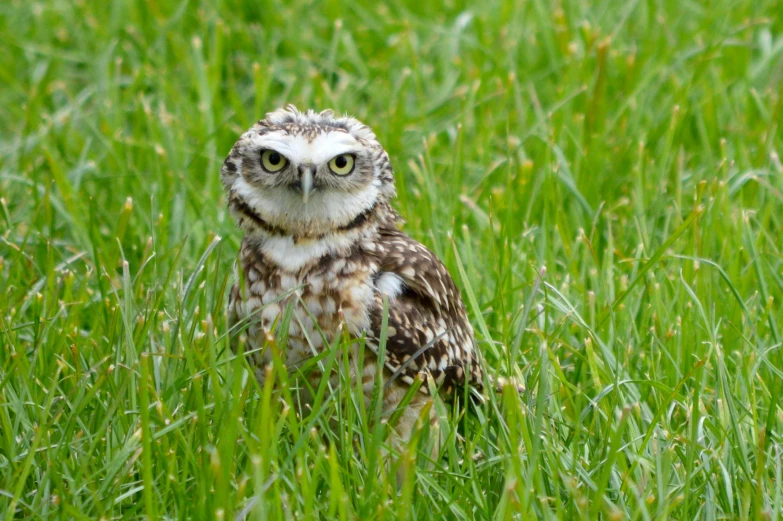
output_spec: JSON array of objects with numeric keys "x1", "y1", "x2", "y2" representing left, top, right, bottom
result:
[
  {"x1": 260, "y1": 149, "x2": 287, "y2": 172},
  {"x1": 328, "y1": 154, "x2": 355, "y2": 176}
]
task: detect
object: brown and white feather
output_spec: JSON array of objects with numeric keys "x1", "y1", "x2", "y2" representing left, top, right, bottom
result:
[{"x1": 222, "y1": 106, "x2": 483, "y2": 446}]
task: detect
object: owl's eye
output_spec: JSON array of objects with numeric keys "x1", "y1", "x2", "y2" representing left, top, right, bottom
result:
[
  {"x1": 260, "y1": 149, "x2": 287, "y2": 173},
  {"x1": 328, "y1": 154, "x2": 355, "y2": 176}
]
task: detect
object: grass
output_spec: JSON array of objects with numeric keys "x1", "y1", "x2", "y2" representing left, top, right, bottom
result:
[{"x1": 1, "y1": 0, "x2": 782, "y2": 518}]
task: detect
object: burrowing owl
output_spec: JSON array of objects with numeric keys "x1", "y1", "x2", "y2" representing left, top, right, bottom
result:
[{"x1": 221, "y1": 105, "x2": 483, "y2": 448}]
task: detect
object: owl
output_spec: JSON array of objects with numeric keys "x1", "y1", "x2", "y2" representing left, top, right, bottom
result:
[{"x1": 221, "y1": 105, "x2": 484, "y2": 451}]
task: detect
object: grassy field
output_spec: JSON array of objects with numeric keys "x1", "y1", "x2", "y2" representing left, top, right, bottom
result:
[{"x1": 1, "y1": 0, "x2": 783, "y2": 518}]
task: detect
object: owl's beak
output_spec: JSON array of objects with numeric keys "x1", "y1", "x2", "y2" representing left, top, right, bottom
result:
[{"x1": 300, "y1": 167, "x2": 314, "y2": 203}]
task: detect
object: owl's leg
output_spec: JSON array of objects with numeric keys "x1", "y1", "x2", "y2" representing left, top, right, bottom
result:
[
  {"x1": 388, "y1": 391, "x2": 439, "y2": 457},
  {"x1": 356, "y1": 358, "x2": 441, "y2": 482},
  {"x1": 381, "y1": 382, "x2": 441, "y2": 484}
]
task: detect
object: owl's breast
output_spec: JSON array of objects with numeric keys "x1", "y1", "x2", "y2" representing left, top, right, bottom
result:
[{"x1": 231, "y1": 255, "x2": 377, "y2": 377}]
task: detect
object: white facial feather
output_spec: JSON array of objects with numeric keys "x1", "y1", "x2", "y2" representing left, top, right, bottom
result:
[
  {"x1": 249, "y1": 131, "x2": 362, "y2": 166},
  {"x1": 233, "y1": 176, "x2": 378, "y2": 230}
]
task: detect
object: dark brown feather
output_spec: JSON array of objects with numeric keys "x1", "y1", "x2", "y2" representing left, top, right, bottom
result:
[{"x1": 367, "y1": 227, "x2": 484, "y2": 395}]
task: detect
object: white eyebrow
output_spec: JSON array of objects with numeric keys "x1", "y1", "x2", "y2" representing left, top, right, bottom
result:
[{"x1": 248, "y1": 130, "x2": 363, "y2": 165}]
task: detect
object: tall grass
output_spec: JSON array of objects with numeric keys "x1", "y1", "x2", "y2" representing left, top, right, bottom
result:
[{"x1": 1, "y1": 0, "x2": 782, "y2": 518}]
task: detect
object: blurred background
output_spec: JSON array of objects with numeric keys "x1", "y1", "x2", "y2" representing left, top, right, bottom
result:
[
  {"x1": 3, "y1": 0, "x2": 782, "y2": 366},
  {"x1": 2, "y1": 0, "x2": 781, "y2": 275}
]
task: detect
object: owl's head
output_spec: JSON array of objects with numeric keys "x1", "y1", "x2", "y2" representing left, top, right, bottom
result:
[{"x1": 221, "y1": 105, "x2": 396, "y2": 238}]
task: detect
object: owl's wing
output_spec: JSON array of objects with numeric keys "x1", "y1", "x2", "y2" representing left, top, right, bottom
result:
[{"x1": 366, "y1": 227, "x2": 484, "y2": 395}]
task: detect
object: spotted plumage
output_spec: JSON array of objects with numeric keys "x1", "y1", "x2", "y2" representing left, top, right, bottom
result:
[{"x1": 221, "y1": 105, "x2": 483, "y2": 447}]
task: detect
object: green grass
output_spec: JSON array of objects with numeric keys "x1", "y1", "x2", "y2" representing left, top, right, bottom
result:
[{"x1": 1, "y1": 0, "x2": 782, "y2": 518}]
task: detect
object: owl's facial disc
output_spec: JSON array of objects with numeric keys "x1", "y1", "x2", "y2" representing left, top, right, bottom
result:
[
  {"x1": 222, "y1": 106, "x2": 397, "y2": 238},
  {"x1": 230, "y1": 130, "x2": 379, "y2": 236}
]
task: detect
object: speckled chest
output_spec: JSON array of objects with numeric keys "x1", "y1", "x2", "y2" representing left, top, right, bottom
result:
[{"x1": 230, "y1": 237, "x2": 380, "y2": 381}]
